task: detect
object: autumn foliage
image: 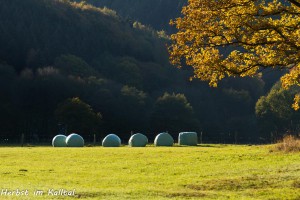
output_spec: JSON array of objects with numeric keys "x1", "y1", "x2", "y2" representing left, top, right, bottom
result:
[{"x1": 170, "y1": 0, "x2": 300, "y2": 109}]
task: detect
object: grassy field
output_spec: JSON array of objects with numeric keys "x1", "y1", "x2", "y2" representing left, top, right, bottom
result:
[{"x1": 0, "y1": 145, "x2": 299, "y2": 199}]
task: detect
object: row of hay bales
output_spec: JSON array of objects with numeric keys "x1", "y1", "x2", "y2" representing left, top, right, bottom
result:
[{"x1": 52, "y1": 132, "x2": 198, "y2": 147}]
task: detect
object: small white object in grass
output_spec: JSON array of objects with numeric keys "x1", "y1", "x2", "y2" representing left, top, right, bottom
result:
[
  {"x1": 102, "y1": 134, "x2": 121, "y2": 147},
  {"x1": 66, "y1": 133, "x2": 84, "y2": 147},
  {"x1": 178, "y1": 132, "x2": 198, "y2": 146},
  {"x1": 128, "y1": 133, "x2": 148, "y2": 147},
  {"x1": 52, "y1": 135, "x2": 67, "y2": 147},
  {"x1": 154, "y1": 132, "x2": 174, "y2": 146}
]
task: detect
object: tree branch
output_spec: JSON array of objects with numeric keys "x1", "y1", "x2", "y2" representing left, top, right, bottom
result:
[{"x1": 287, "y1": 0, "x2": 300, "y2": 8}]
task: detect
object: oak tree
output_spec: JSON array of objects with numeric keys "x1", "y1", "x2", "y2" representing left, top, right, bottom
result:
[{"x1": 169, "y1": 0, "x2": 300, "y2": 109}]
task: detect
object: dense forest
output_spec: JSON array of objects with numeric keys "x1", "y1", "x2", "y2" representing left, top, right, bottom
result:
[
  {"x1": 75, "y1": 0, "x2": 187, "y2": 33},
  {"x1": 0, "y1": 0, "x2": 299, "y2": 144}
]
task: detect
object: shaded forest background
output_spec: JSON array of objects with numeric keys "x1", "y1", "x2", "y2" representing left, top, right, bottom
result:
[{"x1": 0, "y1": 0, "x2": 299, "y2": 144}]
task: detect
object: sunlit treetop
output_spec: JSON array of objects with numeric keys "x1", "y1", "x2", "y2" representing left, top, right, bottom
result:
[{"x1": 169, "y1": 0, "x2": 300, "y2": 109}]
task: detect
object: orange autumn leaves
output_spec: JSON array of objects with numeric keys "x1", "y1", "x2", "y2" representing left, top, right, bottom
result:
[{"x1": 169, "y1": 0, "x2": 300, "y2": 109}]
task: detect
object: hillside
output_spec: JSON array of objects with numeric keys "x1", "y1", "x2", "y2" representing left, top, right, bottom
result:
[
  {"x1": 0, "y1": 0, "x2": 170, "y2": 71},
  {"x1": 0, "y1": 0, "x2": 178, "y2": 139},
  {"x1": 78, "y1": 0, "x2": 187, "y2": 33},
  {"x1": 0, "y1": 0, "x2": 291, "y2": 144}
]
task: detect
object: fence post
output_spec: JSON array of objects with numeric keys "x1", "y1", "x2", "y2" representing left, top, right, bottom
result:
[
  {"x1": 93, "y1": 134, "x2": 96, "y2": 146},
  {"x1": 200, "y1": 132, "x2": 203, "y2": 144},
  {"x1": 235, "y1": 132, "x2": 238, "y2": 144},
  {"x1": 21, "y1": 133, "x2": 24, "y2": 147}
]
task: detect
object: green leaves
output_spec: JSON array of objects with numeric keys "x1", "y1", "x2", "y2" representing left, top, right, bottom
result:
[{"x1": 55, "y1": 97, "x2": 102, "y2": 135}]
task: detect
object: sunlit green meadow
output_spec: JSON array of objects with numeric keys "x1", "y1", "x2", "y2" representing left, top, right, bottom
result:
[{"x1": 0, "y1": 145, "x2": 299, "y2": 199}]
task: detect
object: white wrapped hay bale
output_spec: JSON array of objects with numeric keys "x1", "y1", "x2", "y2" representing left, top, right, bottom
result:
[
  {"x1": 128, "y1": 133, "x2": 148, "y2": 147},
  {"x1": 178, "y1": 132, "x2": 198, "y2": 146},
  {"x1": 102, "y1": 134, "x2": 121, "y2": 147},
  {"x1": 52, "y1": 135, "x2": 67, "y2": 147},
  {"x1": 154, "y1": 132, "x2": 174, "y2": 146},
  {"x1": 66, "y1": 133, "x2": 84, "y2": 147}
]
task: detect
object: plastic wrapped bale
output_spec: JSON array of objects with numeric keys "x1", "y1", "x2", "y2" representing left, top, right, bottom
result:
[
  {"x1": 154, "y1": 132, "x2": 174, "y2": 146},
  {"x1": 128, "y1": 133, "x2": 148, "y2": 147},
  {"x1": 66, "y1": 133, "x2": 84, "y2": 147},
  {"x1": 52, "y1": 135, "x2": 67, "y2": 147},
  {"x1": 178, "y1": 132, "x2": 198, "y2": 146},
  {"x1": 102, "y1": 134, "x2": 121, "y2": 147}
]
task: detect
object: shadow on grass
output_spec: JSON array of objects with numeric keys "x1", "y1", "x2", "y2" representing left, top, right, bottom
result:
[
  {"x1": 75, "y1": 192, "x2": 112, "y2": 199},
  {"x1": 163, "y1": 191, "x2": 207, "y2": 198},
  {"x1": 147, "y1": 144, "x2": 228, "y2": 148},
  {"x1": 184, "y1": 175, "x2": 284, "y2": 192}
]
